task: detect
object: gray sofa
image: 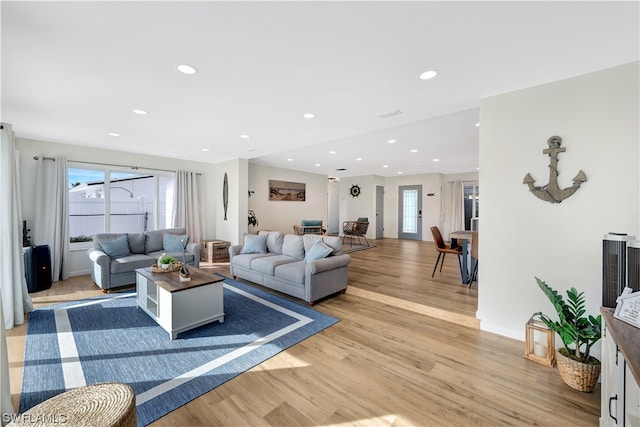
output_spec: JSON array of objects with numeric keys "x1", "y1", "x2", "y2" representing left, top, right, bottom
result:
[
  {"x1": 87, "y1": 227, "x2": 201, "y2": 291},
  {"x1": 229, "y1": 231, "x2": 351, "y2": 305}
]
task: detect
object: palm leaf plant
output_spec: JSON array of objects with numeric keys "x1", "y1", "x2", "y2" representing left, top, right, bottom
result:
[{"x1": 535, "y1": 277, "x2": 601, "y2": 364}]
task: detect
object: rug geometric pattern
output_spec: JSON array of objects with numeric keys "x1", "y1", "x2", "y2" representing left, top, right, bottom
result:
[{"x1": 20, "y1": 277, "x2": 339, "y2": 426}]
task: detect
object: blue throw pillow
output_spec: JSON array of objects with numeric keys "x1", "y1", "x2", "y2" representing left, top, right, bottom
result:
[
  {"x1": 305, "y1": 240, "x2": 333, "y2": 262},
  {"x1": 98, "y1": 234, "x2": 130, "y2": 259},
  {"x1": 240, "y1": 234, "x2": 267, "y2": 254},
  {"x1": 164, "y1": 234, "x2": 189, "y2": 251}
]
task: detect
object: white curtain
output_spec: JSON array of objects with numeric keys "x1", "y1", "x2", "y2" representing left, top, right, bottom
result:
[
  {"x1": 448, "y1": 180, "x2": 464, "y2": 234},
  {"x1": 0, "y1": 124, "x2": 34, "y2": 421},
  {"x1": 172, "y1": 171, "x2": 204, "y2": 243},
  {"x1": 33, "y1": 156, "x2": 69, "y2": 282}
]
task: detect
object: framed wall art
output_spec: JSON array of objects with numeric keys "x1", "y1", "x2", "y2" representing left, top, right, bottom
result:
[{"x1": 269, "y1": 180, "x2": 306, "y2": 201}]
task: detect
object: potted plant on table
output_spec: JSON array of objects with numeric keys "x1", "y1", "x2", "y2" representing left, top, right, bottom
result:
[
  {"x1": 158, "y1": 255, "x2": 177, "y2": 269},
  {"x1": 536, "y1": 277, "x2": 602, "y2": 392}
]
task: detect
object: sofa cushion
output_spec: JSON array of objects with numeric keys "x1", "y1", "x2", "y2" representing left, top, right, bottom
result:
[
  {"x1": 164, "y1": 233, "x2": 188, "y2": 251},
  {"x1": 303, "y1": 234, "x2": 342, "y2": 255},
  {"x1": 241, "y1": 234, "x2": 267, "y2": 254},
  {"x1": 232, "y1": 253, "x2": 274, "y2": 270},
  {"x1": 259, "y1": 231, "x2": 284, "y2": 254},
  {"x1": 110, "y1": 254, "x2": 155, "y2": 274},
  {"x1": 99, "y1": 235, "x2": 130, "y2": 259},
  {"x1": 305, "y1": 240, "x2": 333, "y2": 262},
  {"x1": 127, "y1": 233, "x2": 146, "y2": 254},
  {"x1": 322, "y1": 235, "x2": 343, "y2": 254},
  {"x1": 145, "y1": 228, "x2": 186, "y2": 253},
  {"x1": 145, "y1": 230, "x2": 164, "y2": 253},
  {"x1": 274, "y1": 261, "x2": 306, "y2": 284},
  {"x1": 252, "y1": 255, "x2": 299, "y2": 275},
  {"x1": 282, "y1": 234, "x2": 305, "y2": 260}
]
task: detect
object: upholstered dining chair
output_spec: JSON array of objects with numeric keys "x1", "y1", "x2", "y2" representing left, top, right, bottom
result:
[
  {"x1": 469, "y1": 230, "x2": 478, "y2": 287},
  {"x1": 430, "y1": 226, "x2": 462, "y2": 279}
]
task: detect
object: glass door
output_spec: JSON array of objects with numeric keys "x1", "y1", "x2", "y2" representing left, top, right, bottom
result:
[{"x1": 398, "y1": 185, "x2": 422, "y2": 240}]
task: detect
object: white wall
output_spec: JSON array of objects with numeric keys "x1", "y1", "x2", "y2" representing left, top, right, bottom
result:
[
  {"x1": 248, "y1": 164, "x2": 328, "y2": 235},
  {"x1": 215, "y1": 158, "x2": 248, "y2": 246},
  {"x1": 338, "y1": 175, "x2": 378, "y2": 238},
  {"x1": 478, "y1": 62, "x2": 640, "y2": 346}
]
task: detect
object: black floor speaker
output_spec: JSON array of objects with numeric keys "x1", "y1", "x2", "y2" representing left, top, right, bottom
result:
[
  {"x1": 24, "y1": 245, "x2": 52, "y2": 293},
  {"x1": 602, "y1": 233, "x2": 635, "y2": 308}
]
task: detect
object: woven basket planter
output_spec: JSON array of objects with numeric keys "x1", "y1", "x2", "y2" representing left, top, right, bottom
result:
[
  {"x1": 556, "y1": 349, "x2": 601, "y2": 392},
  {"x1": 151, "y1": 262, "x2": 183, "y2": 273}
]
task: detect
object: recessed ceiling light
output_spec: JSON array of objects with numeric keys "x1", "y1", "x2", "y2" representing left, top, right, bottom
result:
[
  {"x1": 315, "y1": 163, "x2": 321, "y2": 167},
  {"x1": 397, "y1": 171, "x2": 403, "y2": 175},
  {"x1": 329, "y1": 150, "x2": 336, "y2": 154},
  {"x1": 240, "y1": 134, "x2": 250, "y2": 139},
  {"x1": 432, "y1": 158, "x2": 440, "y2": 162},
  {"x1": 410, "y1": 149, "x2": 418, "y2": 153},
  {"x1": 132, "y1": 109, "x2": 147, "y2": 115},
  {"x1": 303, "y1": 113, "x2": 315, "y2": 119},
  {"x1": 356, "y1": 158, "x2": 362, "y2": 161},
  {"x1": 475, "y1": 122, "x2": 480, "y2": 127},
  {"x1": 419, "y1": 70, "x2": 438, "y2": 80},
  {"x1": 177, "y1": 64, "x2": 198, "y2": 75},
  {"x1": 387, "y1": 139, "x2": 396, "y2": 144},
  {"x1": 382, "y1": 165, "x2": 389, "y2": 168},
  {"x1": 287, "y1": 158, "x2": 294, "y2": 162},
  {"x1": 108, "y1": 132, "x2": 120, "y2": 137},
  {"x1": 201, "y1": 148, "x2": 210, "y2": 152}
]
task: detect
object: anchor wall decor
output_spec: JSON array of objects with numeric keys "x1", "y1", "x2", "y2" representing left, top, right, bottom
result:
[{"x1": 523, "y1": 136, "x2": 587, "y2": 204}]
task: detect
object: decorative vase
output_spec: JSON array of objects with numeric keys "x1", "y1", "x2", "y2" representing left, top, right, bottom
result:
[
  {"x1": 161, "y1": 263, "x2": 170, "y2": 269},
  {"x1": 555, "y1": 349, "x2": 601, "y2": 392}
]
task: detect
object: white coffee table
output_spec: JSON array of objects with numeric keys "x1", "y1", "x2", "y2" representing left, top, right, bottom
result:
[{"x1": 135, "y1": 266, "x2": 224, "y2": 339}]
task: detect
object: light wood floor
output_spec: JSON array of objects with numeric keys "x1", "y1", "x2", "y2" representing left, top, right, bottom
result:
[{"x1": 7, "y1": 238, "x2": 600, "y2": 426}]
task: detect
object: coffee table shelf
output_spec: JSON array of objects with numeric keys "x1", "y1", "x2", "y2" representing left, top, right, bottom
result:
[{"x1": 135, "y1": 266, "x2": 225, "y2": 339}]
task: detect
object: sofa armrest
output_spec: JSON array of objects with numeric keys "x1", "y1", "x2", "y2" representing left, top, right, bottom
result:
[
  {"x1": 306, "y1": 253, "x2": 351, "y2": 274},
  {"x1": 87, "y1": 248, "x2": 110, "y2": 288},
  {"x1": 229, "y1": 245, "x2": 242, "y2": 258},
  {"x1": 186, "y1": 242, "x2": 201, "y2": 268}
]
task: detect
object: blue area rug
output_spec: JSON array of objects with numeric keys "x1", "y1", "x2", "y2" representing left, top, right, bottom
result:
[{"x1": 20, "y1": 276, "x2": 339, "y2": 426}]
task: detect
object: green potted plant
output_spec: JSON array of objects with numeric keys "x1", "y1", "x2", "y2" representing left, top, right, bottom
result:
[
  {"x1": 248, "y1": 210, "x2": 258, "y2": 227},
  {"x1": 158, "y1": 255, "x2": 177, "y2": 268},
  {"x1": 536, "y1": 277, "x2": 602, "y2": 392}
]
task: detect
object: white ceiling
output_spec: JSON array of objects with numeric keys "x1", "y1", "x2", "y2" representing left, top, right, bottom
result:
[{"x1": 2, "y1": 1, "x2": 638, "y2": 178}]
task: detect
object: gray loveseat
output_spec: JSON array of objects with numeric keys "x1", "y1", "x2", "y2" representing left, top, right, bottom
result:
[
  {"x1": 229, "y1": 231, "x2": 351, "y2": 305},
  {"x1": 87, "y1": 227, "x2": 201, "y2": 291}
]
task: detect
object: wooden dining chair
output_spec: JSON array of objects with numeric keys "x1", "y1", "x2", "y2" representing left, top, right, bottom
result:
[
  {"x1": 469, "y1": 231, "x2": 478, "y2": 287},
  {"x1": 430, "y1": 226, "x2": 462, "y2": 278}
]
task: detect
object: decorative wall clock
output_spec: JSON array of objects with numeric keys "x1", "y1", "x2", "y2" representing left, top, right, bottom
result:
[{"x1": 350, "y1": 184, "x2": 361, "y2": 198}]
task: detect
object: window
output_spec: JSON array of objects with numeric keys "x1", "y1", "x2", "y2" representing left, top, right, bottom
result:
[{"x1": 68, "y1": 164, "x2": 175, "y2": 242}]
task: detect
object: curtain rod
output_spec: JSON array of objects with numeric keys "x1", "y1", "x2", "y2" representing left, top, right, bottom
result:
[{"x1": 33, "y1": 157, "x2": 200, "y2": 175}]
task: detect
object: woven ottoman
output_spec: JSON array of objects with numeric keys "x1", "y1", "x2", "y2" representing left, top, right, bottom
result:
[{"x1": 8, "y1": 382, "x2": 136, "y2": 426}]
